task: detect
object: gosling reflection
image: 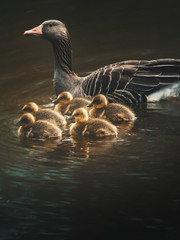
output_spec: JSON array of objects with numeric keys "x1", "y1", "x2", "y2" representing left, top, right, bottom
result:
[
  {"x1": 117, "y1": 121, "x2": 135, "y2": 138},
  {"x1": 70, "y1": 136, "x2": 118, "y2": 160},
  {"x1": 19, "y1": 135, "x2": 62, "y2": 154},
  {"x1": 70, "y1": 136, "x2": 91, "y2": 159},
  {"x1": 70, "y1": 121, "x2": 134, "y2": 159}
]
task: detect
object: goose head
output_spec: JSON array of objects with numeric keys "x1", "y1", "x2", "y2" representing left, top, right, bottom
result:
[{"x1": 24, "y1": 20, "x2": 69, "y2": 43}]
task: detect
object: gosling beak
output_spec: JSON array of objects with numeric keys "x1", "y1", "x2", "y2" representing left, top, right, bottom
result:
[
  {"x1": 17, "y1": 109, "x2": 24, "y2": 114},
  {"x1": 24, "y1": 24, "x2": 43, "y2": 37},
  {"x1": 52, "y1": 99, "x2": 59, "y2": 104},
  {"x1": 15, "y1": 121, "x2": 20, "y2": 126},
  {"x1": 87, "y1": 102, "x2": 93, "y2": 107},
  {"x1": 67, "y1": 115, "x2": 75, "y2": 120}
]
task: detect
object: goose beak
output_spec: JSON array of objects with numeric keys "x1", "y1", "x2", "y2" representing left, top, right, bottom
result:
[
  {"x1": 87, "y1": 102, "x2": 93, "y2": 107},
  {"x1": 24, "y1": 24, "x2": 43, "y2": 36}
]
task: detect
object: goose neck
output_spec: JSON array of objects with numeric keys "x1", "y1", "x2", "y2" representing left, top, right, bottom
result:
[{"x1": 52, "y1": 40, "x2": 73, "y2": 75}]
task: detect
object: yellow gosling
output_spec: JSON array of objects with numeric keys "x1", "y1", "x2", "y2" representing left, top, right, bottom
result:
[
  {"x1": 88, "y1": 94, "x2": 136, "y2": 124},
  {"x1": 17, "y1": 113, "x2": 62, "y2": 139},
  {"x1": 53, "y1": 91, "x2": 91, "y2": 115},
  {"x1": 18, "y1": 102, "x2": 66, "y2": 128},
  {"x1": 69, "y1": 108, "x2": 118, "y2": 138}
]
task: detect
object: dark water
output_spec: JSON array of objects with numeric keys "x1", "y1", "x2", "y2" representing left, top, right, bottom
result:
[{"x1": 1, "y1": 1, "x2": 180, "y2": 239}]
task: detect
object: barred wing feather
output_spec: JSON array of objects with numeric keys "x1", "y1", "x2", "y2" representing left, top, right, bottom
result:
[{"x1": 81, "y1": 59, "x2": 180, "y2": 104}]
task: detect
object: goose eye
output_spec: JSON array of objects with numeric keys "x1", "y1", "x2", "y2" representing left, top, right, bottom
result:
[{"x1": 48, "y1": 23, "x2": 55, "y2": 27}]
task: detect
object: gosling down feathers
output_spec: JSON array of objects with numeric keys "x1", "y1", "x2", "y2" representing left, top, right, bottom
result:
[
  {"x1": 18, "y1": 102, "x2": 66, "y2": 127},
  {"x1": 88, "y1": 94, "x2": 136, "y2": 124},
  {"x1": 53, "y1": 91, "x2": 91, "y2": 115},
  {"x1": 17, "y1": 113, "x2": 62, "y2": 139},
  {"x1": 68, "y1": 108, "x2": 118, "y2": 138},
  {"x1": 24, "y1": 19, "x2": 180, "y2": 105}
]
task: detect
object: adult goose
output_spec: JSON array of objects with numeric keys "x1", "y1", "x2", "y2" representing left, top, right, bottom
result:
[{"x1": 24, "y1": 20, "x2": 180, "y2": 105}]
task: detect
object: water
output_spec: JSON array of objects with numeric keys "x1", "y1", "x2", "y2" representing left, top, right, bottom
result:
[{"x1": 1, "y1": 1, "x2": 180, "y2": 239}]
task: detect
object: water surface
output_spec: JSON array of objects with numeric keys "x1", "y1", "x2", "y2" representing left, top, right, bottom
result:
[{"x1": 1, "y1": 1, "x2": 180, "y2": 239}]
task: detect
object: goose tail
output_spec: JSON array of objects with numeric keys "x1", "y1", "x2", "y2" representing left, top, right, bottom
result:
[{"x1": 147, "y1": 82, "x2": 180, "y2": 102}]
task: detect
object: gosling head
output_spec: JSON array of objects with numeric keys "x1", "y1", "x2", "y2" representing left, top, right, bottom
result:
[
  {"x1": 17, "y1": 113, "x2": 35, "y2": 127},
  {"x1": 18, "y1": 102, "x2": 39, "y2": 114},
  {"x1": 87, "y1": 94, "x2": 108, "y2": 109},
  {"x1": 53, "y1": 91, "x2": 73, "y2": 105},
  {"x1": 68, "y1": 108, "x2": 88, "y2": 123}
]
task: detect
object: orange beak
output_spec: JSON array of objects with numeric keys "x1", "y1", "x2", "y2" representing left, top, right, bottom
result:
[{"x1": 24, "y1": 24, "x2": 43, "y2": 36}]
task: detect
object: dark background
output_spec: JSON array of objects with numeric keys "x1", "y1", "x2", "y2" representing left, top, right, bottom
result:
[{"x1": 0, "y1": 1, "x2": 180, "y2": 239}]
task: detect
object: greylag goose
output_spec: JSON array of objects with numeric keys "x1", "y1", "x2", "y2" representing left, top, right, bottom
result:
[{"x1": 24, "y1": 20, "x2": 180, "y2": 105}]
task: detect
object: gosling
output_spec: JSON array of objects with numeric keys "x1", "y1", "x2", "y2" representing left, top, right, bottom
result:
[
  {"x1": 17, "y1": 113, "x2": 62, "y2": 139},
  {"x1": 88, "y1": 94, "x2": 136, "y2": 124},
  {"x1": 18, "y1": 102, "x2": 66, "y2": 128},
  {"x1": 68, "y1": 108, "x2": 118, "y2": 138},
  {"x1": 53, "y1": 91, "x2": 91, "y2": 115}
]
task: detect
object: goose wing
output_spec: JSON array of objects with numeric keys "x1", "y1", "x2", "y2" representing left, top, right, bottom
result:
[{"x1": 82, "y1": 59, "x2": 180, "y2": 104}]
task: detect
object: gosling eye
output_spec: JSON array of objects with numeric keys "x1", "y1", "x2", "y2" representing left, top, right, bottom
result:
[
  {"x1": 59, "y1": 97, "x2": 66, "y2": 100},
  {"x1": 23, "y1": 107, "x2": 32, "y2": 112},
  {"x1": 74, "y1": 113, "x2": 80, "y2": 116},
  {"x1": 20, "y1": 118, "x2": 29, "y2": 124},
  {"x1": 93, "y1": 99, "x2": 101, "y2": 104}
]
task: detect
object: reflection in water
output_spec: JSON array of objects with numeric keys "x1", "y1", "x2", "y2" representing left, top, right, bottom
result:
[
  {"x1": 1, "y1": 1, "x2": 180, "y2": 238},
  {"x1": 117, "y1": 121, "x2": 135, "y2": 138},
  {"x1": 2, "y1": 99, "x2": 180, "y2": 239},
  {"x1": 70, "y1": 136, "x2": 116, "y2": 160},
  {"x1": 70, "y1": 137, "x2": 91, "y2": 160},
  {"x1": 70, "y1": 121, "x2": 134, "y2": 159},
  {"x1": 19, "y1": 136, "x2": 63, "y2": 153},
  {"x1": 1, "y1": 100, "x2": 180, "y2": 239}
]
